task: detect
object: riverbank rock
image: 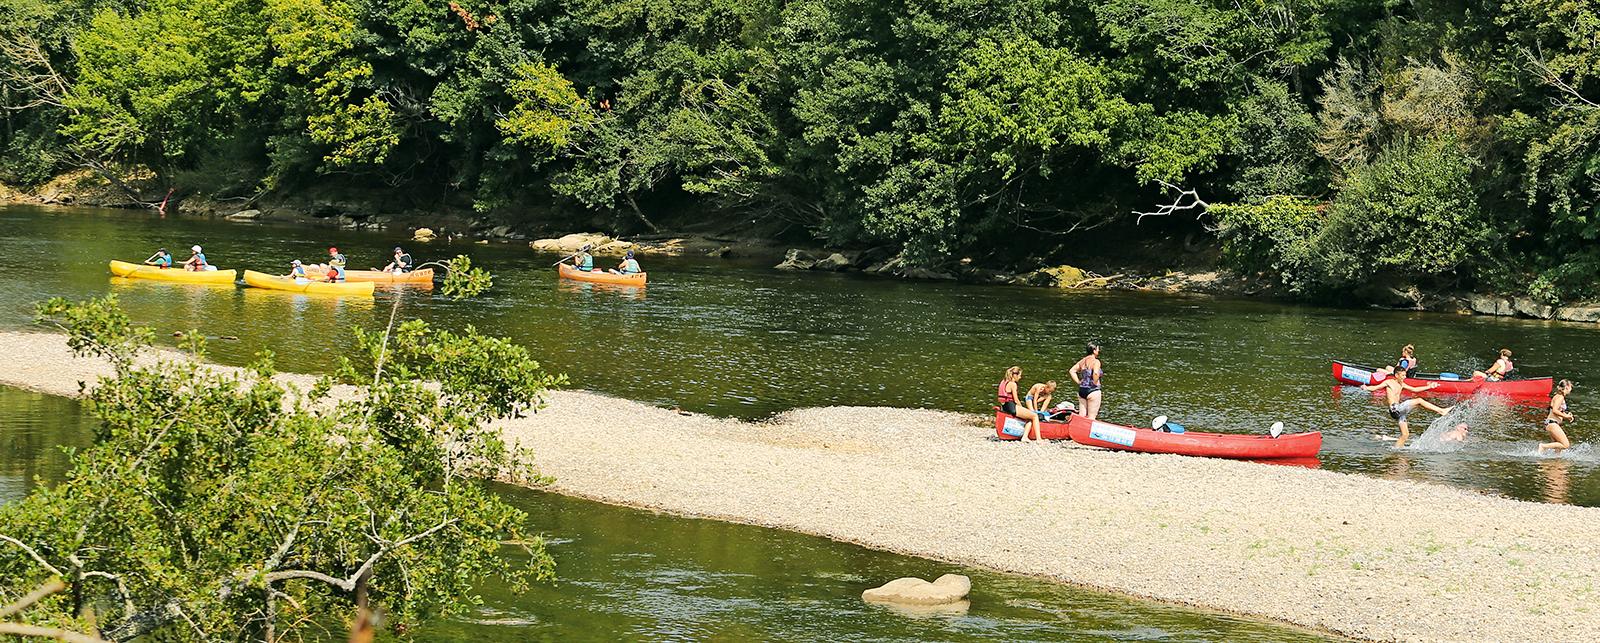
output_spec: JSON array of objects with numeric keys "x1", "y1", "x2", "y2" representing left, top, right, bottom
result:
[
  {"x1": 1022, "y1": 265, "x2": 1088, "y2": 288},
  {"x1": 530, "y1": 233, "x2": 614, "y2": 253},
  {"x1": 1511, "y1": 297, "x2": 1555, "y2": 320},
  {"x1": 1556, "y1": 305, "x2": 1600, "y2": 323},
  {"x1": 225, "y1": 209, "x2": 261, "y2": 221},
  {"x1": 814, "y1": 253, "x2": 852, "y2": 271},
  {"x1": 593, "y1": 240, "x2": 636, "y2": 256},
  {"x1": 412, "y1": 227, "x2": 437, "y2": 242},
  {"x1": 1469, "y1": 295, "x2": 1513, "y2": 317},
  {"x1": 862, "y1": 574, "x2": 971, "y2": 606},
  {"x1": 775, "y1": 249, "x2": 818, "y2": 270}
]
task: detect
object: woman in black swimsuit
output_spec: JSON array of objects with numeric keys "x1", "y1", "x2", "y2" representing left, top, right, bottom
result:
[
  {"x1": 1070, "y1": 343, "x2": 1103, "y2": 420},
  {"x1": 1539, "y1": 379, "x2": 1575, "y2": 454}
]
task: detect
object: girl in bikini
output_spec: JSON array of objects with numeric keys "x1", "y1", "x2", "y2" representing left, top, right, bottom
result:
[
  {"x1": 997, "y1": 366, "x2": 1041, "y2": 442},
  {"x1": 1539, "y1": 379, "x2": 1575, "y2": 455}
]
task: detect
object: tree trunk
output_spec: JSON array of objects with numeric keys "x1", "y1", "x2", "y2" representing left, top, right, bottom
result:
[{"x1": 624, "y1": 194, "x2": 660, "y2": 233}]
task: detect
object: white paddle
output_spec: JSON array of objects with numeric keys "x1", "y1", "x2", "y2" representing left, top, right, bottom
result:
[{"x1": 1269, "y1": 422, "x2": 1285, "y2": 438}]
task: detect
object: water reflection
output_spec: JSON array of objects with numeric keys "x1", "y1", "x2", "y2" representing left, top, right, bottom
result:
[{"x1": 556, "y1": 279, "x2": 648, "y2": 301}]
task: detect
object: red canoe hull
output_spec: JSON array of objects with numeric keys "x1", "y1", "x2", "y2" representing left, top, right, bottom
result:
[
  {"x1": 1063, "y1": 414, "x2": 1322, "y2": 459},
  {"x1": 1330, "y1": 361, "x2": 1551, "y2": 397},
  {"x1": 993, "y1": 410, "x2": 1073, "y2": 440}
]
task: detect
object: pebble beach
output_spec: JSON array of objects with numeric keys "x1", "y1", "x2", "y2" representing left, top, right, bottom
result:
[{"x1": 3, "y1": 330, "x2": 1597, "y2": 642}]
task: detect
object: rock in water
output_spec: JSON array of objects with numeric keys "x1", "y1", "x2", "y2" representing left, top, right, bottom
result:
[
  {"x1": 412, "y1": 227, "x2": 437, "y2": 242},
  {"x1": 530, "y1": 233, "x2": 614, "y2": 253},
  {"x1": 861, "y1": 574, "x2": 971, "y2": 606},
  {"x1": 774, "y1": 248, "x2": 818, "y2": 270},
  {"x1": 813, "y1": 253, "x2": 852, "y2": 271}
]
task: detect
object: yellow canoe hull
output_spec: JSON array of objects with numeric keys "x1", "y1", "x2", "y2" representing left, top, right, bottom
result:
[
  {"x1": 558, "y1": 263, "x2": 647, "y2": 286},
  {"x1": 109, "y1": 260, "x2": 236, "y2": 283},
  {"x1": 242, "y1": 270, "x2": 375, "y2": 296},
  {"x1": 303, "y1": 268, "x2": 434, "y2": 283}
]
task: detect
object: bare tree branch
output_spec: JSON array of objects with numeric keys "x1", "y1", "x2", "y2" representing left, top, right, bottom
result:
[
  {"x1": 1525, "y1": 50, "x2": 1600, "y2": 111},
  {"x1": 263, "y1": 518, "x2": 458, "y2": 592},
  {"x1": 1134, "y1": 180, "x2": 1210, "y2": 224},
  {"x1": 0, "y1": 622, "x2": 107, "y2": 643},
  {"x1": 0, "y1": 535, "x2": 64, "y2": 577},
  {"x1": 0, "y1": 579, "x2": 66, "y2": 619}
]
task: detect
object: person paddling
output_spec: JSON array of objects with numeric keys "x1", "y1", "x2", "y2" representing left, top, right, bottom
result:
[
  {"x1": 1025, "y1": 381, "x2": 1058, "y2": 422},
  {"x1": 285, "y1": 259, "x2": 308, "y2": 280},
  {"x1": 610, "y1": 250, "x2": 642, "y2": 275},
  {"x1": 325, "y1": 246, "x2": 348, "y2": 282},
  {"x1": 998, "y1": 366, "x2": 1042, "y2": 442},
  {"x1": 382, "y1": 247, "x2": 413, "y2": 274},
  {"x1": 1070, "y1": 343, "x2": 1103, "y2": 420},
  {"x1": 1539, "y1": 379, "x2": 1575, "y2": 455},
  {"x1": 567, "y1": 245, "x2": 595, "y2": 272},
  {"x1": 183, "y1": 245, "x2": 208, "y2": 271},
  {"x1": 1472, "y1": 349, "x2": 1515, "y2": 381},
  {"x1": 143, "y1": 248, "x2": 173, "y2": 269},
  {"x1": 1363, "y1": 374, "x2": 1451, "y2": 448}
]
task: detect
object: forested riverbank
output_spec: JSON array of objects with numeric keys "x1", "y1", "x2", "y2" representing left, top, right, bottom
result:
[{"x1": 3, "y1": 0, "x2": 1599, "y2": 304}]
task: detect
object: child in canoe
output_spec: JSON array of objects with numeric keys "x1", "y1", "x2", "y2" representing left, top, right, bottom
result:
[
  {"x1": 609, "y1": 250, "x2": 642, "y2": 275},
  {"x1": 1471, "y1": 349, "x2": 1515, "y2": 381},
  {"x1": 143, "y1": 248, "x2": 173, "y2": 269}
]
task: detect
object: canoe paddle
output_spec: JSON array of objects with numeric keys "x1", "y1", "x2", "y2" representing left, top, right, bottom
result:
[
  {"x1": 550, "y1": 245, "x2": 596, "y2": 267},
  {"x1": 1270, "y1": 422, "x2": 1284, "y2": 438}
]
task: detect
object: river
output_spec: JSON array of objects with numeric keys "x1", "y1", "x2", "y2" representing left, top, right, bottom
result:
[{"x1": 2, "y1": 205, "x2": 1595, "y2": 506}]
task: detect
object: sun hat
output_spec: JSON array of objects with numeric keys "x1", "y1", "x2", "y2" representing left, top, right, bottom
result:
[{"x1": 191, "y1": 245, "x2": 201, "y2": 252}]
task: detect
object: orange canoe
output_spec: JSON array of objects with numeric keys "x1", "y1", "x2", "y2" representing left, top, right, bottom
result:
[
  {"x1": 303, "y1": 267, "x2": 434, "y2": 284},
  {"x1": 558, "y1": 263, "x2": 647, "y2": 286}
]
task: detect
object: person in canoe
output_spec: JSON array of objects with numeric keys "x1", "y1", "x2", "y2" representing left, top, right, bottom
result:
[
  {"x1": 565, "y1": 244, "x2": 596, "y2": 272},
  {"x1": 1395, "y1": 344, "x2": 1418, "y2": 378},
  {"x1": 998, "y1": 366, "x2": 1042, "y2": 442},
  {"x1": 285, "y1": 259, "x2": 309, "y2": 280},
  {"x1": 1538, "y1": 379, "x2": 1575, "y2": 455},
  {"x1": 1471, "y1": 349, "x2": 1515, "y2": 381},
  {"x1": 183, "y1": 245, "x2": 208, "y2": 271},
  {"x1": 382, "y1": 247, "x2": 413, "y2": 274},
  {"x1": 1070, "y1": 343, "x2": 1103, "y2": 420},
  {"x1": 143, "y1": 248, "x2": 173, "y2": 269},
  {"x1": 1025, "y1": 381, "x2": 1058, "y2": 422},
  {"x1": 609, "y1": 250, "x2": 642, "y2": 275},
  {"x1": 1362, "y1": 375, "x2": 1451, "y2": 448},
  {"x1": 324, "y1": 246, "x2": 348, "y2": 282}
]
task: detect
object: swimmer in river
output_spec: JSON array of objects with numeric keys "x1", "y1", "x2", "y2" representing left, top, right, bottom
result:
[
  {"x1": 1441, "y1": 423, "x2": 1469, "y2": 443},
  {"x1": 1363, "y1": 374, "x2": 1452, "y2": 448}
]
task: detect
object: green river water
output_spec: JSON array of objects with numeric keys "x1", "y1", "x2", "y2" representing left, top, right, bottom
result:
[{"x1": 3, "y1": 203, "x2": 1597, "y2": 638}]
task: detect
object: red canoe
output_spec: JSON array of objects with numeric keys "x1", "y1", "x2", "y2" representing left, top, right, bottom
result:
[
  {"x1": 994, "y1": 411, "x2": 1321, "y2": 459},
  {"x1": 1330, "y1": 361, "x2": 1551, "y2": 397},
  {"x1": 993, "y1": 409, "x2": 1073, "y2": 440},
  {"x1": 1064, "y1": 414, "x2": 1322, "y2": 459}
]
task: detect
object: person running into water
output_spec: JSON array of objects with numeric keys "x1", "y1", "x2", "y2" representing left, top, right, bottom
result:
[
  {"x1": 1363, "y1": 375, "x2": 1451, "y2": 448},
  {"x1": 998, "y1": 366, "x2": 1042, "y2": 442},
  {"x1": 1471, "y1": 349, "x2": 1515, "y2": 381},
  {"x1": 610, "y1": 250, "x2": 642, "y2": 275},
  {"x1": 324, "y1": 246, "x2": 348, "y2": 282},
  {"x1": 382, "y1": 247, "x2": 413, "y2": 274},
  {"x1": 143, "y1": 248, "x2": 172, "y2": 269},
  {"x1": 1395, "y1": 344, "x2": 1418, "y2": 378},
  {"x1": 183, "y1": 245, "x2": 208, "y2": 271},
  {"x1": 1070, "y1": 343, "x2": 1103, "y2": 419},
  {"x1": 567, "y1": 245, "x2": 595, "y2": 271},
  {"x1": 1539, "y1": 379, "x2": 1575, "y2": 455},
  {"x1": 1025, "y1": 381, "x2": 1058, "y2": 422}
]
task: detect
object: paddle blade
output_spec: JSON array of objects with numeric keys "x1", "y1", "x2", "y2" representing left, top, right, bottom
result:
[
  {"x1": 1152, "y1": 415, "x2": 1168, "y2": 430},
  {"x1": 1270, "y1": 422, "x2": 1284, "y2": 438}
]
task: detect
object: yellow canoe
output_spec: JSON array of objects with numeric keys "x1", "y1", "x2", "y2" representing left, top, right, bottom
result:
[
  {"x1": 558, "y1": 263, "x2": 647, "y2": 286},
  {"x1": 302, "y1": 267, "x2": 434, "y2": 283},
  {"x1": 242, "y1": 270, "x2": 375, "y2": 296},
  {"x1": 109, "y1": 260, "x2": 237, "y2": 284}
]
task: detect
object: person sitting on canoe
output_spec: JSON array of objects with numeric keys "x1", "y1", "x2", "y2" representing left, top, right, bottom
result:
[
  {"x1": 1471, "y1": 349, "x2": 1514, "y2": 381},
  {"x1": 325, "y1": 246, "x2": 348, "y2": 282},
  {"x1": 286, "y1": 259, "x2": 309, "y2": 281},
  {"x1": 1070, "y1": 343, "x2": 1103, "y2": 420},
  {"x1": 576, "y1": 243, "x2": 601, "y2": 268},
  {"x1": 1025, "y1": 381, "x2": 1058, "y2": 422},
  {"x1": 382, "y1": 247, "x2": 413, "y2": 274},
  {"x1": 609, "y1": 250, "x2": 642, "y2": 275},
  {"x1": 183, "y1": 245, "x2": 208, "y2": 271},
  {"x1": 1362, "y1": 375, "x2": 1451, "y2": 448},
  {"x1": 1539, "y1": 379, "x2": 1575, "y2": 455},
  {"x1": 998, "y1": 366, "x2": 1042, "y2": 442},
  {"x1": 143, "y1": 248, "x2": 173, "y2": 269},
  {"x1": 1395, "y1": 344, "x2": 1418, "y2": 378}
]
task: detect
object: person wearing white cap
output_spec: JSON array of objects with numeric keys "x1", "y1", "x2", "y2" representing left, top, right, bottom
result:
[
  {"x1": 285, "y1": 259, "x2": 309, "y2": 281},
  {"x1": 183, "y1": 245, "x2": 208, "y2": 271}
]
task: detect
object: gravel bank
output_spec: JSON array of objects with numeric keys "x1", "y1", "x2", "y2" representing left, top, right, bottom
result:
[{"x1": 3, "y1": 330, "x2": 1596, "y2": 642}]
